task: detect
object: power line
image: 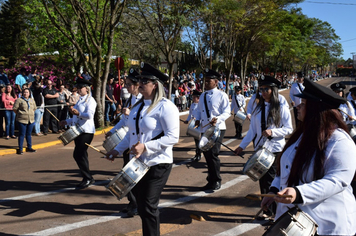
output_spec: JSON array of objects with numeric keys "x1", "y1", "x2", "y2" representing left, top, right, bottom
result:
[
  {"x1": 340, "y1": 38, "x2": 356, "y2": 43},
  {"x1": 305, "y1": 1, "x2": 356, "y2": 5}
]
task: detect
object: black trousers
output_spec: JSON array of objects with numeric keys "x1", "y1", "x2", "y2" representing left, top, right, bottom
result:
[
  {"x1": 202, "y1": 130, "x2": 225, "y2": 184},
  {"x1": 43, "y1": 106, "x2": 59, "y2": 133},
  {"x1": 259, "y1": 152, "x2": 279, "y2": 215},
  {"x1": 73, "y1": 133, "x2": 94, "y2": 181},
  {"x1": 194, "y1": 138, "x2": 201, "y2": 157},
  {"x1": 132, "y1": 163, "x2": 172, "y2": 236},
  {"x1": 234, "y1": 121, "x2": 242, "y2": 137},
  {"x1": 123, "y1": 149, "x2": 137, "y2": 207},
  {"x1": 293, "y1": 107, "x2": 300, "y2": 128}
]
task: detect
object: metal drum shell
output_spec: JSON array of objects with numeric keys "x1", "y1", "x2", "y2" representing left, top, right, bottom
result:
[
  {"x1": 106, "y1": 158, "x2": 149, "y2": 200},
  {"x1": 102, "y1": 126, "x2": 129, "y2": 152},
  {"x1": 233, "y1": 110, "x2": 246, "y2": 125},
  {"x1": 243, "y1": 147, "x2": 275, "y2": 182},
  {"x1": 186, "y1": 119, "x2": 200, "y2": 140},
  {"x1": 263, "y1": 206, "x2": 318, "y2": 236},
  {"x1": 198, "y1": 126, "x2": 221, "y2": 152},
  {"x1": 58, "y1": 125, "x2": 84, "y2": 146}
]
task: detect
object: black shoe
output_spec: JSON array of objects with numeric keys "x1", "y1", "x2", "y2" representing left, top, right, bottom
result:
[
  {"x1": 201, "y1": 181, "x2": 221, "y2": 191},
  {"x1": 191, "y1": 156, "x2": 201, "y2": 162},
  {"x1": 76, "y1": 179, "x2": 95, "y2": 190},
  {"x1": 43, "y1": 133, "x2": 48, "y2": 136},
  {"x1": 26, "y1": 148, "x2": 37, "y2": 153},
  {"x1": 16, "y1": 149, "x2": 23, "y2": 155},
  {"x1": 127, "y1": 207, "x2": 138, "y2": 217}
]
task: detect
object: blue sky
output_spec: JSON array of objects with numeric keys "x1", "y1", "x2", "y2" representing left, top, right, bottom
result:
[{"x1": 295, "y1": 0, "x2": 356, "y2": 60}]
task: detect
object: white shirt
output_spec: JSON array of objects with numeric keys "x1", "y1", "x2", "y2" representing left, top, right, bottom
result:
[
  {"x1": 231, "y1": 93, "x2": 246, "y2": 114},
  {"x1": 195, "y1": 87, "x2": 231, "y2": 133},
  {"x1": 66, "y1": 94, "x2": 96, "y2": 134},
  {"x1": 339, "y1": 101, "x2": 356, "y2": 124},
  {"x1": 110, "y1": 93, "x2": 142, "y2": 133},
  {"x1": 240, "y1": 102, "x2": 293, "y2": 152},
  {"x1": 289, "y1": 82, "x2": 304, "y2": 107},
  {"x1": 114, "y1": 98, "x2": 179, "y2": 167},
  {"x1": 186, "y1": 102, "x2": 199, "y2": 121},
  {"x1": 271, "y1": 129, "x2": 356, "y2": 235},
  {"x1": 246, "y1": 93, "x2": 289, "y2": 116}
]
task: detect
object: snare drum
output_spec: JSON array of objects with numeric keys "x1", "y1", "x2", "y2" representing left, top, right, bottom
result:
[
  {"x1": 243, "y1": 147, "x2": 275, "y2": 182},
  {"x1": 106, "y1": 158, "x2": 150, "y2": 200},
  {"x1": 102, "y1": 126, "x2": 129, "y2": 152},
  {"x1": 186, "y1": 118, "x2": 200, "y2": 140},
  {"x1": 199, "y1": 126, "x2": 221, "y2": 151},
  {"x1": 233, "y1": 110, "x2": 246, "y2": 125},
  {"x1": 263, "y1": 206, "x2": 318, "y2": 236},
  {"x1": 58, "y1": 124, "x2": 84, "y2": 145}
]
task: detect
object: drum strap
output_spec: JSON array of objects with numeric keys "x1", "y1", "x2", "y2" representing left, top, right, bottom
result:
[
  {"x1": 204, "y1": 92, "x2": 211, "y2": 119},
  {"x1": 351, "y1": 100, "x2": 356, "y2": 111},
  {"x1": 125, "y1": 95, "x2": 132, "y2": 108},
  {"x1": 261, "y1": 102, "x2": 267, "y2": 132},
  {"x1": 297, "y1": 82, "x2": 303, "y2": 93},
  {"x1": 135, "y1": 101, "x2": 145, "y2": 136},
  {"x1": 234, "y1": 94, "x2": 240, "y2": 109}
]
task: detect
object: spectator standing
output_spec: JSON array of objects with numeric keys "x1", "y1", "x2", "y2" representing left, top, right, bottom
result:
[
  {"x1": 15, "y1": 68, "x2": 28, "y2": 95},
  {"x1": 68, "y1": 87, "x2": 80, "y2": 119},
  {"x1": 31, "y1": 75, "x2": 44, "y2": 136},
  {"x1": 2, "y1": 84, "x2": 17, "y2": 139},
  {"x1": 105, "y1": 76, "x2": 116, "y2": 125},
  {"x1": 13, "y1": 88, "x2": 37, "y2": 155},
  {"x1": 0, "y1": 65, "x2": 10, "y2": 85},
  {"x1": 0, "y1": 82, "x2": 5, "y2": 137},
  {"x1": 27, "y1": 68, "x2": 39, "y2": 84},
  {"x1": 42, "y1": 80, "x2": 60, "y2": 135},
  {"x1": 81, "y1": 68, "x2": 91, "y2": 81},
  {"x1": 57, "y1": 84, "x2": 69, "y2": 129}
]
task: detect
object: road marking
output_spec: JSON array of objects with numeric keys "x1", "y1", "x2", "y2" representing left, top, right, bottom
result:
[
  {"x1": 215, "y1": 222, "x2": 262, "y2": 236},
  {"x1": 21, "y1": 175, "x2": 250, "y2": 236}
]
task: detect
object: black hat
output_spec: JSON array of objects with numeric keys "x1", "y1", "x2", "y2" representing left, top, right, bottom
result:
[
  {"x1": 349, "y1": 87, "x2": 356, "y2": 94},
  {"x1": 330, "y1": 82, "x2": 346, "y2": 92},
  {"x1": 258, "y1": 75, "x2": 281, "y2": 87},
  {"x1": 136, "y1": 62, "x2": 169, "y2": 84},
  {"x1": 204, "y1": 68, "x2": 221, "y2": 79},
  {"x1": 295, "y1": 79, "x2": 346, "y2": 109},
  {"x1": 76, "y1": 78, "x2": 92, "y2": 88},
  {"x1": 192, "y1": 90, "x2": 202, "y2": 96},
  {"x1": 234, "y1": 86, "x2": 242, "y2": 91},
  {"x1": 297, "y1": 72, "x2": 304, "y2": 78},
  {"x1": 127, "y1": 68, "x2": 139, "y2": 83}
]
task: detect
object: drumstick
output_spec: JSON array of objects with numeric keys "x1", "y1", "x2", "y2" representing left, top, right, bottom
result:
[
  {"x1": 251, "y1": 193, "x2": 293, "y2": 198},
  {"x1": 201, "y1": 123, "x2": 211, "y2": 129},
  {"x1": 46, "y1": 108, "x2": 60, "y2": 122},
  {"x1": 338, "y1": 108, "x2": 356, "y2": 121},
  {"x1": 112, "y1": 106, "x2": 132, "y2": 124},
  {"x1": 180, "y1": 119, "x2": 186, "y2": 122},
  {"x1": 250, "y1": 207, "x2": 264, "y2": 222},
  {"x1": 85, "y1": 143, "x2": 107, "y2": 156}
]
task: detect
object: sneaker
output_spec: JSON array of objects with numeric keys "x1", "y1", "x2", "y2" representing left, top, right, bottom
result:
[
  {"x1": 16, "y1": 149, "x2": 23, "y2": 155},
  {"x1": 75, "y1": 179, "x2": 95, "y2": 190},
  {"x1": 26, "y1": 148, "x2": 37, "y2": 153}
]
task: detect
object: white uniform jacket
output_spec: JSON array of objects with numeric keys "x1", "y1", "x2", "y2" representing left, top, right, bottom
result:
[
  {"x1": 231, "y1": 93, "x2": 246, "y2": 114},
  {"x1": 271, "y1": 129, "x2": 356, "y2": 235},
  {"x1": 246, "y1": 93, "x2": 289, "y2": 117},
  {"x1": 338, "y1": 101, "x2": 356, "y2": 124},
  {"x1": 114, "y1": 98, "x2": 179, "y2": 167},
  {"x1": 110, "y1": 93, "x2": 142, "y2": 134},
  {"x1": 186, "y1": 102, "x2": 199, "y2": 122},
  {"x1": 289, "y1": 82, "x2": 304, "y2": 107},
  {"x1": 240, "y1": 102, "x2": 293, "y2": 152},
  {"x1": 195, "y1": 87, "x2": 231, "y2": 133},
  {"x1": 66, "y1": 94, "x2": 96, "y2": 134}
]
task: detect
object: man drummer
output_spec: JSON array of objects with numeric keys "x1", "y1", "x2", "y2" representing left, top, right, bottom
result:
[
  {"x1": 184, "y1": 89, "x2": 202, "y2": 162},
  {"x1": 105, "y1": 68, "x2": 142, "y2": 217},
  {"x1": 330, "y1": 82, "x2": 356, "y2": 124},
  {"x1": 194, "y1": 69, "x2": 231, "y2": 191},
  {"x1": 289, "y1": 72, "x2": 304, "y2": 128},
  {"x1": 231, "y1": 86, "x2": 245, "y2": 139}
]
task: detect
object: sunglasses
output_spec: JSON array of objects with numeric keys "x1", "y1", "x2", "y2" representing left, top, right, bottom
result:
[
  {"x1": 259, "y1": 87, "x2": 271, "y2": 92},
  {"x1": 139, "y1": 78, "x2": 154, "y2": 85}
]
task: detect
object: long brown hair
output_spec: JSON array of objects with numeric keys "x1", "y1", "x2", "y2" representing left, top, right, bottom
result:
[
  {"x1": 5, "y1": 84, "x2": 16, "y2": 98},
  {"x1": 277, "y1": 99, "x2": 348, "y2": 187}
]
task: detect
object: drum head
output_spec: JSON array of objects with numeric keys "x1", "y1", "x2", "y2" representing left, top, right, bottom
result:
[
  {"x1": 199, "y1": 126, "x2": 220, "y2": 151},
  {"x1": 243, "y1": 148, "x2": 263, "y2": 172}
]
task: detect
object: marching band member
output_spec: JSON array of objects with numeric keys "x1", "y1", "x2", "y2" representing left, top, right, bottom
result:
[
  {"x1": 105, "y1": 62, "x2": 179, "y2": 236},
  {"x1": 59, "y1": 78, "x2": 97, "y2": 190},
  {"x1": 230, "y1": 86, "x2": 245, "y2": 139},
  {"x1": 330, "y1": 82, "x2": 356, "y2": 124},
  {"x1": 194, "y1": 69, "x2": 231, "y2": 191},
  {"x1": 184, "y1": 89, "x2": 202, "y2": 162},
  {"x1": 289, "y1": 72, "x2": 304, "y2": 128},
  {"x1": 262, "y1": 79, "x2": 356, "y2": 235},
  {"x1": 235, "y1": 75, "x2": 293, "y2": 218},
  {"x1": 105, "y1": 68, "x2": 142, "y2": 217}
]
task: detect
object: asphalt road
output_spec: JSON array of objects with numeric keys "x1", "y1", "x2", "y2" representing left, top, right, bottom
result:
[{"x1": 0, "y1": 76, "x2": 354, "y2": 236}]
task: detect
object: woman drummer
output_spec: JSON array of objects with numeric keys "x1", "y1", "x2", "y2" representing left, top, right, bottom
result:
[
  {"x1": 105, "y1": 68, "x2": 142, "y2": 217},
  {"x1": 261, "y1": 79, "x2": 356, "y2": 235},
  {"x1": 105, "y1": 62, "x2": 179, "y2": 236},
  {"x1": 235, "y1": 75, "x2": 293, "y2": 218},
  {"x1": 59, "y1": 78, "x2": 97, "y2": 190}
]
